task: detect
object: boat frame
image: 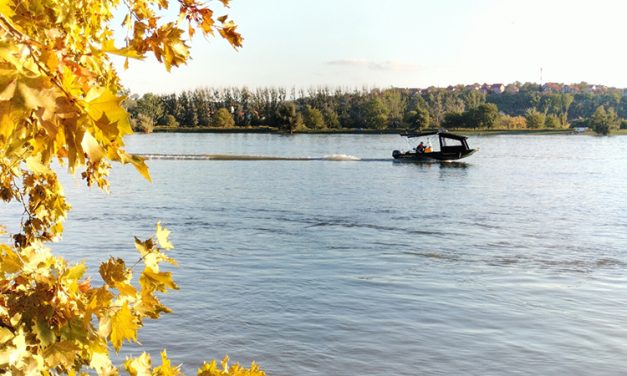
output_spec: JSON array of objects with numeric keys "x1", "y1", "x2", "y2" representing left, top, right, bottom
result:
[{"x1": 392, "y1": 130, "x2": 477, "y2": 161}]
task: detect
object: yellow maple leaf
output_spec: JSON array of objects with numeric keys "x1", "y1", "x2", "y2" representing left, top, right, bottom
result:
[
  {"x1": 136, "y1": 289, "x2": 172, "y2": 319},
  {"x1": 0, "y1": 327, "x2": 14, "y2": 345},
  {"x1": 84, "y1": 87, "x2": 133, "y2": 137},
  {"x1": 110, "y1": 302, "x2": 139, "y2": 352},
  {"x1": 0, "y1": 244, "x2": 23, "y2": 273},
  {"x1": 141, "y1": 267, "x2": 178, "y2": 292},
  {"x1": 43, "y1": 340, "x2": 80, "y2": 369},
  {"x1": 154, "y1": 350, "x2": 181, "y2": 376},
  {"x1": 156, "y1": 221, "x2": 174, "y2": 250},
  {"x1": 99, "y1": 257, "x2": 131, "y2": 287},
  {"x1": 124, "y1": 352, "x2": 152, "y2": 376},
  {"x1": 98, "y1": 258, "x2": 136, "y2": 295},
  {"x1": 25, "y1": 155, "x2": 52, "y2": 174},
  {"x1": 80, "y1": 131, "x2": 105, "y2": 162},
  {"x1": 64, "y1": 262, "x2": 87, "y2": 281},
  {"x1": 8, "y1": 331, "x2": 28, "y2": 367},
  {"x1": 89, "y1": 350, "x2": 116, "y2": 376},
  {"x1": 33, "y1": 318, "x2": 54, "y2": 347},
  {"x1": 134, "y1": 236, "x2": 155, "y2": 258},
  {"x1": 86, "y1": 286, "x2": 114, "y2": 314}
]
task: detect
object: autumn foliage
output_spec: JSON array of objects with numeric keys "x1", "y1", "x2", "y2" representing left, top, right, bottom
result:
[{"x1": 0, "y1": 0, "x2": 262, "y2": 373}]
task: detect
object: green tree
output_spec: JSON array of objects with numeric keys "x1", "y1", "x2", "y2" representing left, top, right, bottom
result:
[
  {"x1": 468, "y1": 103, "x2": 499, "y2": 129},
  {"x1": 277, "y1": 102, "x2": 303, "y2": 133},
  {"x1": 544, "y1": 114, "x2": 561, "y2": 128},
  {"x1": 162, "y1": 94, "x2": 182, "y2": 125},
  {"x1": 303, "y1": 105, "x2": 326, "y2": 129},
  {"x1": 559, "y1": 93, "x2": 574, "y2": 126},
  {"x1": 136, "y1": 93, "x2": 165, "y2": 125},
  {"x1": 363, "y1": 97, "x2": 389, "y2": 129},
  {"x1": 213, "y1": 107, "x2": 236, "y2": 128},
  {"x1": 179, "y1": 91, "x2": 199, "y2": 127},
  {"x1": 165, "y1": 114, "x2": 179, "y2": 128},
  {"x1": 441, "y1": 112, "x2": 465, "y2": 128},
  {"x1": 590, "y1": 105, "x2": 619, "y2": 135},
  {"x1": 133, "y1": 113, "x2": 156, "y2": 133},
  {"x1": 383, "y1": 89, "x2": 405, "y2": 128},
  {"x1": 193, "y1": 89, "x2": 211, "y2": 126},
  {"x1": 525, "y1": 108, "x2": 546, "y2": 129},
  {"x1": 406, "y1": 106, "x2": 430, "y2": 130},
  {"x1": 323, "y1": 108, "x2": 341, "y2": 128},
  {"x1": 461, "y1": 89, "x2": 485, "y2": 109},
  {"x1": 499, "y1": 115, "x2": 527, "y2": 129}
]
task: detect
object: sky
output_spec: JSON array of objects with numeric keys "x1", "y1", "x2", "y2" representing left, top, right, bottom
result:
[{"x1": 115, "y1": 0, "x2": 627, "y2": 94}]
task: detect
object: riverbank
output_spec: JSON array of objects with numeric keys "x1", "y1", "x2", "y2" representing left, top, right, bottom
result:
[{"x1": 152, "y1": 126, "x2": 624, "y2": 135}]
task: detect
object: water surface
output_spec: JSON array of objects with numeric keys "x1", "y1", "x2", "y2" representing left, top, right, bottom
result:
[{"x1": 4, "y1": 133, "x2": 627, "y2": 375}]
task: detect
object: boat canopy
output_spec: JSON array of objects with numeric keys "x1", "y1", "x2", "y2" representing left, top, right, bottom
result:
[{"x1": 400, "y1": 129, "x2": 468, "y2": 141}]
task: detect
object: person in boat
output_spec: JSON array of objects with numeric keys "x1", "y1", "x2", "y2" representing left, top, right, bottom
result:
[
  {"x1": 416, "y1": 141, "x2": 425, "y2": 153},
  {"x1": 425, "y1": 140, "x2": 433, "y2": 153}
]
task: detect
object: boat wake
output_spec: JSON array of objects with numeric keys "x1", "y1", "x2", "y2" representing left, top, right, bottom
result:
[
  {"x1": 322, "y1": 154, "x2": 360, "y2": 161},
  {"x1": 139, "y1": 153, "x2": 387, "y2": 161}
]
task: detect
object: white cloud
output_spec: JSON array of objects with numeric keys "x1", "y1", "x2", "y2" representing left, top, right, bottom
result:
[{"x1": 327, "y1": 59, "x2": 420, "y2": 72}]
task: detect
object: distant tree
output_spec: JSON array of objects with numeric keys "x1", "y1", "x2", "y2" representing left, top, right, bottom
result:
[
  {"x1": 303, "y1": 106, "x2": 326, "y2": 129},
  {"x1": 590, "y1": 105, "x2": 619, "y2": 135},
  {"x1": 406, "y1": 106, "x2": 430, "y2": 130},
  {"x1": 323, "y1": 108, "x2": 341, "y2": 128},
  {"x1": 559, "y1": 93, "x2": 574, "y2": 126},
  {"x1": 212, "y1": 107, "x2": 235, "y2": 128},
  {"x1": 441, "y1": 112, "x2": 465, "y2": 128},
  {"x1": 544, "y1": 114, "x2": 561, "y2": 128},
  {"x1": 525, "y1": 108, "x2": 545, "y2": 129},
  {"x1": 538, "y1": 94, "x2": 562, "y2": 116},
  {"x1": 132, "y1": 113, "x2": 155, "y2": 133},
  {"x1": 499, "y1": 115, "x2": 527, "y2": 129},
  {"x1": 136, "y1": 93, "x2": 165, "y2": 125},
  {"x1": 468, "y1": 103, "x2": 499, "y2": 128},
  {"x1": 124, "y1": 93, "x2": 139, "y2": 117},
  {"x1": 178, "y1": 91, "x2": 198, "y2": 127},
  {"x1": 293, "y1": 112, "x2": 307, "y2": 131},
  {"x1": 277, "y1": 102, "x2": 303, "y2": 133},
  {"x1": 363, "y1": 97, "x2": 389, "y2": 129},
  {"x1": 383, "y1": 90, "x2": 405, "y2": 128},
  {"x1": 165, "y1": 114, "x2": 179, "y2": 128},
  {"x1": 162, "y1": 94, "x2": 181, "y2": 123},
  {"x1": 193, "y1": 90, "x2": 211, "y2": 126},
  {"x1": 461, "y1": 89, "x2": 485, "y2": 109}
]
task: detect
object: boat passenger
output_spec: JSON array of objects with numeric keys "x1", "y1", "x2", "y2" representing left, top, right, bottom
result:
[
  {"x1": 416, "y1": 142, "x2": 425, "y2": 153},
  {"x1": 425, "y1": 141, "x2": 432, "y2": 153}
]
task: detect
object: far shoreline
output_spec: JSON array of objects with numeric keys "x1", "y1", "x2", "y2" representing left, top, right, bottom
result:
[{"x1": 150, "y1": 126, "x2": 627, "y2": 136}]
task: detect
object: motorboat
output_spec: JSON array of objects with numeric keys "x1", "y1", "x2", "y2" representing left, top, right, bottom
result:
[{"x1": 392, "y1": 129, "x2": 477, "y2": 162}]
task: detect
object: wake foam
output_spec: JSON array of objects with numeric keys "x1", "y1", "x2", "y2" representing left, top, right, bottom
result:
[
  {"x1": 139, "y1": 153, "x2": 364, "y2": 161},
  {"x1": 321, "y1": 154, "x2": 361, "y2": 161}
]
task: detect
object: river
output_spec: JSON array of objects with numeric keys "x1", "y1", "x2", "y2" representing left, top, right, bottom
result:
[{"x1": 4, "y1": 133, "x2": 627, "y2": 375}]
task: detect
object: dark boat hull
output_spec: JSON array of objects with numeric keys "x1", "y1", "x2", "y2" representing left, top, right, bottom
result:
[{"x1": 392, "y1": 149, "x2": 476, "y2": 162}]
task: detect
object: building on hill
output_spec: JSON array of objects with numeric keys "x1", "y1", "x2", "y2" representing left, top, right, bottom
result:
[
  {"x1": 542, "y1": 82, "x2": 562, "y2": 93},
  {"x1": 505, "y1": 84, "x2": 520, "y2": 94},
  {"x1": 490, "y1": 83, "x2": 505, "y2": 94},
  {"x1": 561, "y1": 85, "x2": 578, "y2": 94},
  {"x1": 465, "y1": 83, "x2": 482, "y2": 91}
]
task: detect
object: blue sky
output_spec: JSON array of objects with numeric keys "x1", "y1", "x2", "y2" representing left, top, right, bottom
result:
[{"x1": 116, "y1": 0, "x2": 627, "y2": 94}]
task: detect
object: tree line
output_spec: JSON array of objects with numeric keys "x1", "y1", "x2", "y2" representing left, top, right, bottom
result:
[{"x1": 125, "y1": 83, "x2": 627, "y2": 134}]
